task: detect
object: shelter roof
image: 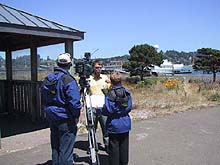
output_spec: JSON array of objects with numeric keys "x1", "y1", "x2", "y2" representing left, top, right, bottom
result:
[{"x1": 0, "y1": 3, "x2": 85, "y2": 51}]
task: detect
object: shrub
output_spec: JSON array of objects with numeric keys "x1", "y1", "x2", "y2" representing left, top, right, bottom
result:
[
  {"x1": 125, "y1": 76, "x2": 140, "y2": 84},
  {"x1": 136, "y1": 78, "x2": 158, "y2": 88},
  {"x1": 144, "y1": 78, "x2": 157, "y2": 86},
  {"x1": 208, "y1": 93, "x2": 220, "y2": 101},
  {"x1": 137, "y1": 81, "x2": 145, "y2": 88}
]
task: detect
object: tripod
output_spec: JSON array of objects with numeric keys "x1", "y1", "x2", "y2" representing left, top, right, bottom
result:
[{"x1": 81, "y1": 79, "x2": 100, "y2": 165}]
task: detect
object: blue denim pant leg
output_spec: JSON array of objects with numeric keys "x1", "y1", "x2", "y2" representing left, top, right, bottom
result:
[
  {"x1": 50, "y1": 121, "x2": 77, "y2": 165},
  {"x1": 99, "y1": 115, "x2": 109, "y2": 146}
]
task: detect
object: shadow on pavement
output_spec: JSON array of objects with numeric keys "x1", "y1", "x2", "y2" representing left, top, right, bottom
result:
[
  {"x1": 34, "y1": 141, "x2": 109, "y2": 165},
  {"x1": 35, "y1": 160, "x2": 52, "y2": 165},
  {"x1": 75, "y1": 154, "x2": 108, "y2": 165},
  {"x1": 75, "y1": 140, "x2": 106, "y2": 152},
  {"x1": 74, "y1": 140, "x2": 109, "y2": 165},
  {"x1": 0, "y1": 113, "x2": 48, "y2": 138}
]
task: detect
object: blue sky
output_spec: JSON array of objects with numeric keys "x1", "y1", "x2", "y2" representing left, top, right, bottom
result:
[{"x1": 0, "y1": 0, "x2": 220, "y2": 59}]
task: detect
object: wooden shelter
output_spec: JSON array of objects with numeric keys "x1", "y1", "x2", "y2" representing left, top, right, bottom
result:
[{"x1": 0, "y1": 3, "x2": 85, "y2": 122}]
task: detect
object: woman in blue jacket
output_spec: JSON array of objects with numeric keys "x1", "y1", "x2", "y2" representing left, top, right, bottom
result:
[{"x1": 101, "y1": 72, "x2": 132, "y2": 165}]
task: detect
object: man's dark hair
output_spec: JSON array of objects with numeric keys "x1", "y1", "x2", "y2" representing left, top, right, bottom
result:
[{"x1": 92, "y1": 59, "x2": 103, "y2": 67}]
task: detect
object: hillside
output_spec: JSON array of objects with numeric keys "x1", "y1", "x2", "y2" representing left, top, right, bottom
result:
[{"x1": 163, "y1": 50, "x2": 195, "y2": 65}]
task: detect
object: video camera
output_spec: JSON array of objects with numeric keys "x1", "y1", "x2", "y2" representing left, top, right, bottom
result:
[{"x1": 75, "y1": 52, "x2": 93, "y2": 88}]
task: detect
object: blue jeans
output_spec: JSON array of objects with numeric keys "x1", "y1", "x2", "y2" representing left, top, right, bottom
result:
[{"x1": 50, "y1": 120, "x2": 77, "y2": 165}]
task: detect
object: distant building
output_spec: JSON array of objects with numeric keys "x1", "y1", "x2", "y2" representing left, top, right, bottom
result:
[
  {"x1": 46, "y1": 60, "x2": 55, "y2": 67},
  {"x1": 103, "y1": 60, "x2": 123, "y2": 71}
]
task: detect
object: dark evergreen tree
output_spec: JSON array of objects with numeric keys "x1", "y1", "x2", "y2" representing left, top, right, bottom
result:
[
  {"x1": 193, "y1": 48, "x2": 220, "y2": 82},
  {"x1": 123, "y1": 44, "x2": 163, "y2": 80}
]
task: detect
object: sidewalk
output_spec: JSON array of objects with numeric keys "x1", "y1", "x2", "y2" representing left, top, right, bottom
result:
[
  {"x1": 0, "y1": 128, "x2": 50, "y2": 156},
  {"x1": 1, "y1": 106, "x2": 220, "y2": 165}
]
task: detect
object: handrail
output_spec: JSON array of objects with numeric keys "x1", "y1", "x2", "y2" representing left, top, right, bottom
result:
[{"x1": 0, "y1": 80, "x2": 44, "y2": 121}]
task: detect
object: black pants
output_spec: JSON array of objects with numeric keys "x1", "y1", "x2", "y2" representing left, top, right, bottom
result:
[
  {"x1": 93, "y1": 108, "x2": 109, "y2": 146},
  {"x1": 109, "y1": 132, "x2": 129, "y2": 165}
]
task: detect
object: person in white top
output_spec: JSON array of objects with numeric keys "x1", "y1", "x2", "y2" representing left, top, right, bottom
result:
[{"x1": 89, "y1": 59, "x2": 110, "y2": 152}]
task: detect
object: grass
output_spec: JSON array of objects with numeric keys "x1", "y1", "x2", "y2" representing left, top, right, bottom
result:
[
  {"x1": 123, "y1": 75, "x2": 220, "y2": 120},
  {"x1": 0, "y1": 70, "x2": 53, "y2": 81}
]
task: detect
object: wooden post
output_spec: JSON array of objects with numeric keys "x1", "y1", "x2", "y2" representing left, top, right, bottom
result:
[
  {"x1": 31, "y1": 47, "x2": 38, "y2": 82},
  {"x1": 6, "y1": 50, "x2": 13, "y2": 114},
  {"x1": 65, "y1": 40, "x2": 74, "y2": 75},
  {"x1": 0, "y1": 128, "x2": 1, "y2": 149},
  {"x1": 6, "y1": 50, "x2": 12, "y2": 80},
  {"x1": 30, "y1": 46, "x2": 38, "y2": 121}
]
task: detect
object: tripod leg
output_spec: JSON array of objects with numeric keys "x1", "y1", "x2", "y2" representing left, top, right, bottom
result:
[
  {"x1": 88, "y1": 128, "x2": 100, "y2": 165},
  {"x1": 83, "y1": 89, "x2": 100, "y2": 165}
]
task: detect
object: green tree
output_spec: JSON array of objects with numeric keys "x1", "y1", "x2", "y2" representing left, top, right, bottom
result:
[
  {"x1": 123, "y1": 44, "x2": 163, "y2": 80},
  {"x1": 193, "y1": 48, "x2": 220, "y2": 82}
]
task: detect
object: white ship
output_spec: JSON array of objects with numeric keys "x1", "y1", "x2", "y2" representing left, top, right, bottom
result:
[
  {"x1": 173, "y1": 64, "x2": 193, "y2": 74},
  {"x1": 151, "y1": 59, "x2": 193, "y2": 75},
  {"x1": 151, "y1": 59, "x2": 174, "y2": 75}
]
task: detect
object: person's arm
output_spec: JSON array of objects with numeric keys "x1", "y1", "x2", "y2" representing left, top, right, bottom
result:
[{"x1": 100, "y1": 96, "x2": 114, "y2": 116}]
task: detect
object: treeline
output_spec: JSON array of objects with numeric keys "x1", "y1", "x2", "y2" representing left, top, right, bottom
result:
[{"x1": 99, "y1": 55, "x2": 130, "y2": 65}]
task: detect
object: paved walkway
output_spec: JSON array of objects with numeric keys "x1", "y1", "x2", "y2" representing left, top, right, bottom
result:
[{"x1": 0, "y1": 106, "x2": 220, "y2": 165}]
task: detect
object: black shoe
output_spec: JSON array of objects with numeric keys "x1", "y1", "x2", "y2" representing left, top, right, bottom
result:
[
  {"x1": 73, "y1": 153, "x2": 79, "y2": 159},
  {"x1": 87, "y1": 148, "x2": 99, "y2": 155},
  {"x1": 105, "y1": 145, "x2": 109, "y2": 154},
  {"x1": 86, "y1": 148, "x2": 90, "y2": 155}
]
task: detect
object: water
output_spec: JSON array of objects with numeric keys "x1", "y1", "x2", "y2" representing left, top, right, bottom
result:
[{"x1": 175, "y1": 70, "x2": 220, "y2": 77}]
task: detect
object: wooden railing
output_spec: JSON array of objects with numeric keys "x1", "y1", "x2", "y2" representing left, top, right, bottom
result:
[{"x1": 0, "y1": 80, "x2": 45, "y2": 121}]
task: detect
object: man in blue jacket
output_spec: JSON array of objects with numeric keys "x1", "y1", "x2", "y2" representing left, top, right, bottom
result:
[
  {"x1": 41, "y1": 53, "x2": 81, "y2": 165},
  {"x1": 100, "y1": 72, "x2": 132, "y2": 165}
]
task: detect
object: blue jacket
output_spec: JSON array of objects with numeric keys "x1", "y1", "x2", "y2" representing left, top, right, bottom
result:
[
  {"x1": 101, "y1": 85, "x2": 132, "y2": 134},
  {"x1": 41, "y1": 67, "x2": 81, "y2": 121}
]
